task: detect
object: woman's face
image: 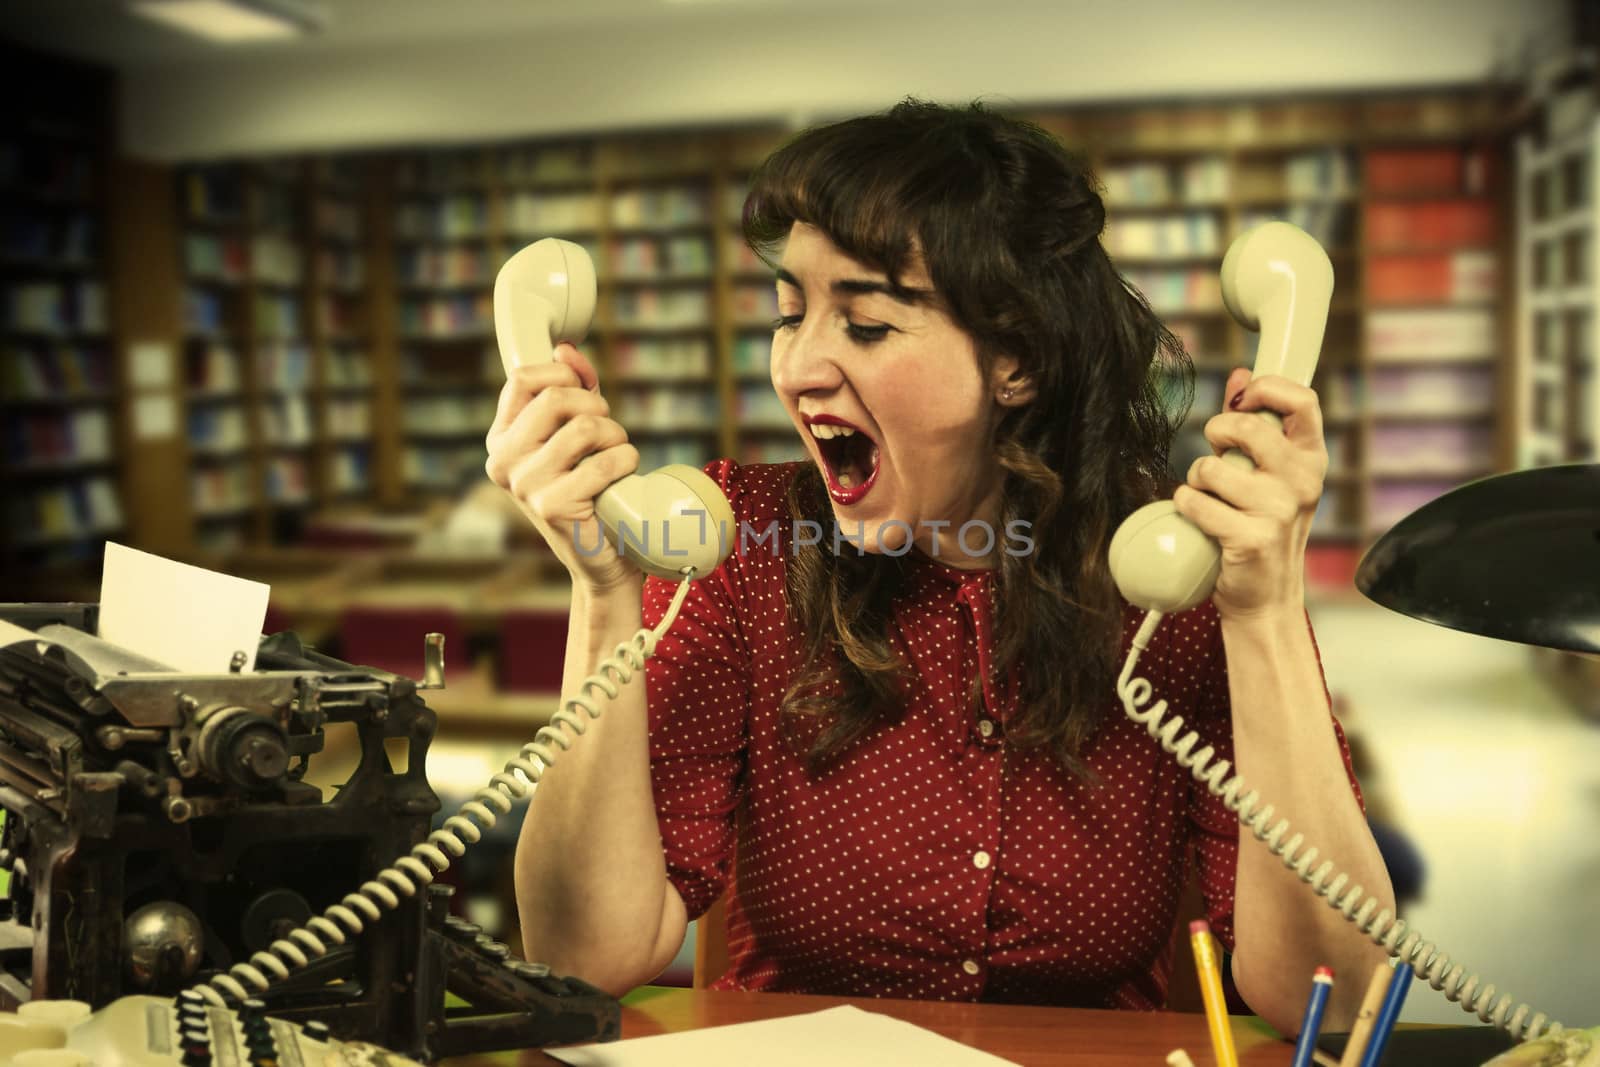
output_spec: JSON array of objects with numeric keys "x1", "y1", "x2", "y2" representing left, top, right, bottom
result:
[{"x1": 770, "y1": 222, "x2": 1014, "y2": 566}]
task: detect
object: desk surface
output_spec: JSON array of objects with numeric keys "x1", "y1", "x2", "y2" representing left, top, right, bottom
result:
[{"x1": 441, "y1": 987, "x2": 1297, "y2": 1066}]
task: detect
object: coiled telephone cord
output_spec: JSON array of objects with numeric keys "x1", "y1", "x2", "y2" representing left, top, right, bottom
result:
[
  {"x1": 1119, "y1": 610, "x2": 1562, "y2": 1043},
  {"x1": 192, "y1": 574, "x2": 699, "y2": 1008}
]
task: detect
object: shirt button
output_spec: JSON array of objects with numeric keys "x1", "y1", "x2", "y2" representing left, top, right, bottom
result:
[
  {"x1": 977, "y1": 719, "x2": 995, "y2": 738},
  {"x1": 962, "y1": 959, "x2": 981, "y2": 976},
  {"x1": 973, "y1": 850, "x2": 991, "y2": 870}
]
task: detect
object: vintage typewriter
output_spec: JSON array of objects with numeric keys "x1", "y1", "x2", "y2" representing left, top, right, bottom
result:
[{"x1": 0, "y1": 602, "x2": 619, "y2": 1061}]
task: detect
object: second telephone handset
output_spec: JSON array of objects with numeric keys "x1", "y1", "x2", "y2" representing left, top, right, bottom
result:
[
  {"x1": 493, "y1": 238, "x2": 734, "y2": 581},
  {"x1": 1106, "y1": 223, "x2": 1563, "y2": 1043}
]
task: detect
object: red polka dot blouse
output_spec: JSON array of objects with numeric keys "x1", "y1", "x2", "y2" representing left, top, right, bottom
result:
[{"x1": 642, "y1": 460, "x2": 1362, "y2": 1008}]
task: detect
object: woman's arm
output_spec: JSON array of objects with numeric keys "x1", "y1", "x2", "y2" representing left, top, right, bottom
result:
[
  {"x1": 1174, "y1": 369, "x2": 1395, "y2": 1037},
  {"x1": 512, "y1": 577, "x2": 689, "y2": 995},
  {"x1": 1218, "y1": 610, "x2": 1394, "y2": 1036}
]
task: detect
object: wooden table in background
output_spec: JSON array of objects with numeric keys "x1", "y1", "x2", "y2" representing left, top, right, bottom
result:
[{"x1": 440, "y1": 987, "x2": 1298, "y2": 1066}]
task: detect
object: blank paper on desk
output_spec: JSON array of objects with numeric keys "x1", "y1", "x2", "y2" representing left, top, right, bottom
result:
[
  {"x1": 547, "y1": 1005, "x2": 1020, "y2": 1067},
  {"x1": 99, "y1": 542, "x2": 270, "y2": 673}
]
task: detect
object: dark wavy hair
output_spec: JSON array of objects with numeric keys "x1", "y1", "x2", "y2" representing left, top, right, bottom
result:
[{"x1": 742, "y1": 98, "x2": 1192, "y2": 776}]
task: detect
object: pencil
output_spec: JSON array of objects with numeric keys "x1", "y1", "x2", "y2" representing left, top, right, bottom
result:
[
  {"x1": 1337, "y1": 960, "x2": 1397, "y2": 1067},
  {"x1": 1188, "y1": 920, "x2": 1239, "y2": 1067},
  {"x1": 1290, "y1": 966, "x2": 1335, "y2": 1067},
  {"x1": 1358, "y1": 960, "x2": 1413, "y2": 1067}
]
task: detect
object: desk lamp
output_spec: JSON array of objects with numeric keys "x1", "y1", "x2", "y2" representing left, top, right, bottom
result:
[
  {"x1": 1354, "y1": 461, "x2": 1600, "y2": 1067},
  {"x1": 1355, "y1": 462, "x2": 1600, "y2": 654}
]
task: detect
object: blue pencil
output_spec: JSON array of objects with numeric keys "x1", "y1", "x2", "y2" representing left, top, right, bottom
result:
[
  {"x1": 1290, "y1": 966, "x2": 1335, "y2": 1067},
  {"x1": 1358, "y1": 960, "x2": 1414, "y2": 1067}
]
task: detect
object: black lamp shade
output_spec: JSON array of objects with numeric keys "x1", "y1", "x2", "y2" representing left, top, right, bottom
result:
[{"x1": 1354, "y1": 464, "x2": 1600, "y2": 655}]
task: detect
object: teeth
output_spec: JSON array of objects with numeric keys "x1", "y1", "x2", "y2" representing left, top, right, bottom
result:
[{"x1": 809, "y1": 423, "x2": 857, "y2": 440}]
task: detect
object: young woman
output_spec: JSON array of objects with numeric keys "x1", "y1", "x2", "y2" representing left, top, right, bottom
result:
[{"x1": 485, "y1": 99, "x2": 1394, "y2": 1036}]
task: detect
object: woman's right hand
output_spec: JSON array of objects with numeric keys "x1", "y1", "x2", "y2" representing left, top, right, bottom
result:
[{"x1": 485, "y1": 342, "x2": 642, "y2": 593}]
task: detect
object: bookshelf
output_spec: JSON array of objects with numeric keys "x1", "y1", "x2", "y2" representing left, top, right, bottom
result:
[
  {"x1": 180, "y1": 162, "x2": 269, "y2": 551},
  {"x1": 308, "y1": 157, "x2": 377, "y2": 506},
  {"x1": 0, "y1": 49, "x2": 122, "y2": 577},
  {"x1": 1360, "y1": 142, "x2": 1505, "y2": 538},
  {"x1": 721, "y1": 133, "x2": 804, "y2": 467},
  {"x1": 596, "y1": 136, "x2": 722, "y2": 474},
  {"x1": 1513, "y1": 66, "x2": 1599, "y2": 718},
  {"x1": 391, "y1": 147, "x2": 503, "y2": 502},
  {"x1": 3, "y1": 81, "x2": 1530, "y2": 603}
]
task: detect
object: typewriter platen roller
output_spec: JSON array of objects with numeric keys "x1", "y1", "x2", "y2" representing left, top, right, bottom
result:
[{"x1": 0, "y1": 603, "x2": 619, "y2": 1061}]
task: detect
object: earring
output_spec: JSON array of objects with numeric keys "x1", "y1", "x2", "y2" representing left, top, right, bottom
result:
[{"x1": 1000, "y1": 387, "x2": 1015, "y2": 402}]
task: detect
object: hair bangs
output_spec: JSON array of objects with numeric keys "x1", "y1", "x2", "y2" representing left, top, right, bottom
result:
[{"x1": 741, "y1": 119, "x2": 954, "y2": 291}]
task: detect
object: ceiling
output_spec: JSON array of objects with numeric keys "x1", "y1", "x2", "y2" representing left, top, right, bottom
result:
[{"x1": 0, "y1": 0, "x2": 935, "y2": 67}]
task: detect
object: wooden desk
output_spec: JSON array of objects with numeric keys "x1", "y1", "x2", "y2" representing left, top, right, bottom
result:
[{"x1": 439, "y1": 988, "x2": 1297, "y2": 1065}]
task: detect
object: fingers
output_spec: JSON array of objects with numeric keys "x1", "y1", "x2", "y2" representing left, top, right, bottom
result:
[
  {"x1": 553, "y1": 341, "x2": 600, "y2": 391},
  {"x1": 1183, "y1": 454, "x2": 1301, "y2": 526},
  {"x1": 489, "y1": 359, "x2": 585, "y2": 437},
  {"x1": 515, "y1": 442, "x2": 642, "y2": 526},
  {"x1": 1223, "y1": 371, "x2": 1326, "y2": 445},
  {"x1": 486, "y1": 383, "x2": 611, "y2": 487}
]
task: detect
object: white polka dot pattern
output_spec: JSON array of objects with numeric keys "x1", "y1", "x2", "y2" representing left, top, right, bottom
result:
[{"x1": 642, "y1": 460, "x2": 1364, "y2": 1008}]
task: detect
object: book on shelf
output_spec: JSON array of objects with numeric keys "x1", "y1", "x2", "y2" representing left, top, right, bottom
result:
[
  {"x1": 185, "y1": 233, "x2": 248, "y2": 281},
  {"x1": 399, "y1": 245, "x2": 492, "y2": 287},
  {"x1": 610, "y1": 287, "x2": 710, "y2": 330},
  {"x1": 609, "y1": 187, "x2": 711, "y2": 229},
  {"x1": 504, "y1": 192, "x2": 601, "y2": 237},
  {"x1": 2, "y1": 343, "x2": 111, "y2": 397},
  {"x1": 1103, "y1": 213, "x2": 1222, "y2": 259},
  {"x1": 256, "y1": 340, "x2": 311, "y2": 390},
  {"x1": 608, "y1": 336, "x2": 713, "y2": 379},
  {"x1": 7, "y1": 408, "x2": 112, "y2": 466},
  {"x1": 1368, "y1": 364, "x2": 1493, "y2": 415},
  {"x1": 186, "y1": 342, "x2": 243, "y2": 392},
  {"x1": 1363, "y1": 200, "x2": 1496, "y2": 250},
  {"x1": 1368, "y1": 250, "x2": 1498, "y2": 304},
  {"x1": 3, "y1": 213, "x2": 97, "y2": 264},
  {"x1": 5, "y1": 280, "x2": 106, "y2": 333},
  {"x1": 10, "y1": 477, "x2": 123, "y2": 542},
  {"x1": 1367, "y1": 308, "x2": 1496, "y2": 361}
]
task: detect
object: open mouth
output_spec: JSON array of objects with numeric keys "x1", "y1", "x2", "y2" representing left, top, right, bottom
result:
[{"x1": 806, "y1": 416, "x2": 881, "y2": 506}]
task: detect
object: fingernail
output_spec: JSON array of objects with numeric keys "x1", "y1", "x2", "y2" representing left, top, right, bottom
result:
[{"x1": 1228, "y1": 392, "x2": 1244, "y2": 410}]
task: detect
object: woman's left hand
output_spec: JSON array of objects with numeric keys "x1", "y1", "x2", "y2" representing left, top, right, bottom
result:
[{"x1": 1172, "y1": 368, "x2": 1328, "y2": 619}]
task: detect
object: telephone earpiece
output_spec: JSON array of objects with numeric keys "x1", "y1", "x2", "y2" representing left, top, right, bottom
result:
[
  {"x1": 494, "y1": 239, "x2": 735, "y2": 581},
  {"x1": 1108, "y1": 221, "x2": 1334, "y2": 613}
]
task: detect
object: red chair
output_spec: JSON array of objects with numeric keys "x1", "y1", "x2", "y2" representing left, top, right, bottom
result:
[
  {"x1": 497, "y1": 608, "x2": 570, "y2": 693},
  {"x1": 338, "y1": 606, "x2": 465, "y2": 681}
]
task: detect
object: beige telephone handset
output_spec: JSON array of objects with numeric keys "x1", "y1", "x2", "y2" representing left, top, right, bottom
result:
[
  {"x1": 492, "y1": 238, "x2": 735, "y2": 581},
  {"x1": 1107, "y1": 222, "x2": 1565, "y2": 1045}
]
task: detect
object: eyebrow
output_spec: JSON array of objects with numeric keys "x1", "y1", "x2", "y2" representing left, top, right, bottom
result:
[{"x1": 775, "y1": 267, "x2": 933, "y2": 307}]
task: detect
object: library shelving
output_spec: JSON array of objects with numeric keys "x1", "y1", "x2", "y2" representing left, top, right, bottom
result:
[
  {"x1": 308, "y1": 157, "x2": 377, "y2": 507},
  {"x1": 0, "y1": 48, "x2": 123, "y2": 577},
  {"x1": 181, "y1": 162, "x2": 270, "y2": 552},
  {"x1": 7, "y1": 81, "x2": 1531, "y2": 603},
  {"x1": 1360, "y1": 141, "x2": 1505, "y2": 538},
  {"x1": 1513, "y1": 66, "x2": 1599, "y2": 718},
  {"x1": 391, "y1": 146, "x2": 510, "y2": 502},
  {"x1": 1515, "y1": 91, "x2": 1595, "y2": 467},
  {"x1": 595, "y1": 136, "x2": 723, "y2": 475}
]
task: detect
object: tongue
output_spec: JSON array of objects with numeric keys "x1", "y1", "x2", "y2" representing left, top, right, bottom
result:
[{"x1": 833, "y1": 441, "x2": 877, "y2": 490}]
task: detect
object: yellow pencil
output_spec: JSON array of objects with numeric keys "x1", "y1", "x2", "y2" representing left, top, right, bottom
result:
[
  {"x1": 1189, "y1": 920, "x2": 1239, "y2": 1067},
  {"x1": 1337, "y1": 961, "x2": 1396, "y2": 1067}
]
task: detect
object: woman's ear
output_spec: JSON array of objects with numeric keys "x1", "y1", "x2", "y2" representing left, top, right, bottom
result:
[{"x1": 991, "y1": 356, "x2": 1036, "y2": 406}]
